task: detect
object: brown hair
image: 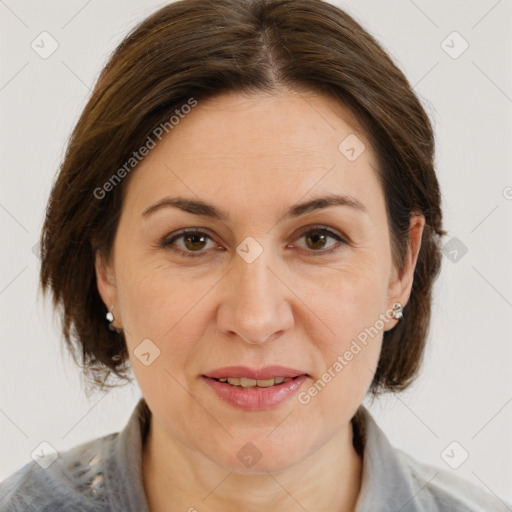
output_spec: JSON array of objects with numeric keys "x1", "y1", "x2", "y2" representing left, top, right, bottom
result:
[{"x1": 39, "y1": 0, "x2": 446, "y2": 397}]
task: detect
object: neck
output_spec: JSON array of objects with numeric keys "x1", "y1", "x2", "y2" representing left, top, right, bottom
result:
[{"x1": 141, "y1": 413, "x2": 363, "y2": 512}]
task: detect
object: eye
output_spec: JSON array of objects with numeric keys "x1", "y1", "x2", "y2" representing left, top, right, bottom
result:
[
  {"x1": 292, "y1": 226, "x2": 348, "y2": 256},
  {"x1": 159, "y1": 226, "x2": 348, "y2": 258},
  {"x1": 160, "y1": 229, "x2": 217, "y2": 257}
]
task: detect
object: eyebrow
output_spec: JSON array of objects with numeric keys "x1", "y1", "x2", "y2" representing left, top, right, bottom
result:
[{"x1": 141, "y1": 193, "x2": 368, "y2": 221}]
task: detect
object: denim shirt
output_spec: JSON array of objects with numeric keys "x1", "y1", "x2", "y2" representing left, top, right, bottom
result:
[{"x1": 0, "y1": 397, "x2": 509, "y2": 511}]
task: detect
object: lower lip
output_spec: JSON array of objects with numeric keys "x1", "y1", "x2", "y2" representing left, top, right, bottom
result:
[{"x1": 202, "y1": 375, "x2": 308, "y2": 411}]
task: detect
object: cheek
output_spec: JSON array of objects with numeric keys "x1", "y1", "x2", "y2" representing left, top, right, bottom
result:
[
  {"x1": 117, "y1": 254, "x2": 186, "y2": 331},
  {"x1": 310, "y1": 243, "x2": 391, "y2": 327},
  {"x1": 115, "y1": 258, "x2": 217, "y2": 365},
  {"x1": 295, "y1": 292, "x2": 384, "y2": 434},
  {"x1": 302, "y1": 248, "x2": 389, "y2": 400}
]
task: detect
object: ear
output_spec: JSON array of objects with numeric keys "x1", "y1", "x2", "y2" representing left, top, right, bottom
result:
[
  {"x1": 385, "y1": 213, "x2": 425, "y2": 330},
  {"x1": 95, "y1": 250, "x2": 122, "y2": 329}
]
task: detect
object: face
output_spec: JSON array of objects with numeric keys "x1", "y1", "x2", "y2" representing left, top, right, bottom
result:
[{"x1": 96, "y1": 89, "x2": 424, "y2": 473}]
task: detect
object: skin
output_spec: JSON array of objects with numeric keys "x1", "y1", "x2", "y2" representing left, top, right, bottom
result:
[{"x1": 95, "y1": 88, "x2": 425, "y2": 512}]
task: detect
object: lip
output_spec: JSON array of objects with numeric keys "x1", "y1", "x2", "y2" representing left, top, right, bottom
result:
[
  {"x1": 201, "y1": 368, "x2": 309, "y2": 411},
  {"x1": 203, "y1": 365, "x2": 308, "y2": 380}
]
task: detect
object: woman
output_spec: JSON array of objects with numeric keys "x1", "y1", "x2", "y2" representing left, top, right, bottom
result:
[{"x1": 0, "y1": 0, "x2": 509, "y2": 510}]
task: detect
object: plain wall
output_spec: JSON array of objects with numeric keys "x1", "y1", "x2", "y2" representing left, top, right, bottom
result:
[{"x1": 1, "y1": 0, "x2": 511, "y2": 505}]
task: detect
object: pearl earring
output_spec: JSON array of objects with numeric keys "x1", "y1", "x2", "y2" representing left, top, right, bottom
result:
[
  {"x1": 392, "y1": 302, "x2": 404, "y2": 320},
  {"x1": 106, "y1": 305, "x2": 121, "y2": 333}
]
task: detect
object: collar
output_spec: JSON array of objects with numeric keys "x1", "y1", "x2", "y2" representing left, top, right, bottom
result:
[
  {"x1": 105, "y1": 397, "x2": 151, "y2": 512},
  {"x1": 352, "y1": 405, "x2": 428, "y2": 512}
]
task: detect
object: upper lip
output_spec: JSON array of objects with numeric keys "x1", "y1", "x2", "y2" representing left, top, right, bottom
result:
[{"x1": 203, "y1": 366, "x2": 309, "y2": 380}]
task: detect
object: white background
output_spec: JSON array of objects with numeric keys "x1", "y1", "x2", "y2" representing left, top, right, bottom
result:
[{"x1": 0, "y1": 0, "x2": 511, "y2": 506}]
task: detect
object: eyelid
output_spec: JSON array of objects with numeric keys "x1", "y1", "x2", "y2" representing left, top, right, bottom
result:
[{"x1": 290, "y1": 224, "x2": 349, "y2": 244}]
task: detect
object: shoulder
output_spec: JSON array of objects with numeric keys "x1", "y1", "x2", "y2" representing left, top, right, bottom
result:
[
  {"x1": 0, "y1": 431, "x2": 118, "y2": 512},
  {"x1": 354, "y1": 406, "x2": 511, "y2": 512},
  {"x1": 396, "y1": 448, "x2": 511, "y2": 512}
]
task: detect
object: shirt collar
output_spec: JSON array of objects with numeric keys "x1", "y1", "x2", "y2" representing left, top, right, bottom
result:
[
  {"x1": 106, "y1": 397, "x2": 151, "y2": 512},
  {"x1": 352, "y1": 405, "x2": 428, "y2": 512}
]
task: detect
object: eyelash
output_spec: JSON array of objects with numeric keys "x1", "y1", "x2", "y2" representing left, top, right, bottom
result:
[{"x1": 159, "y1": 226, "x2": 348, "y2": 258}]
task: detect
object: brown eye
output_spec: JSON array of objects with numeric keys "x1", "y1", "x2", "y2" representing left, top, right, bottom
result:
[
  {"x1": 305, "y1": 229, "x2": 329, "y2": 250},
  {"x1": 182, "y1": 232, "x2": 209, "y2": 251},
  {"x1": 161, "y1": 229, "x2": 215, "y2": 257},
  {"x1": 295, "y1": 227, "x2": 347, "y2": 255}
]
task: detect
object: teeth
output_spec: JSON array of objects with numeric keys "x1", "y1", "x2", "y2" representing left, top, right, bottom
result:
[{"x1": 218, "y1": 376, "x2": 294, "y2": 388}]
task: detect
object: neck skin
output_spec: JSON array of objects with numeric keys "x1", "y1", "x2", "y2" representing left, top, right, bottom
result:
[{"x1": 141, "y1": 415, "x2": 363, "y2": 512}]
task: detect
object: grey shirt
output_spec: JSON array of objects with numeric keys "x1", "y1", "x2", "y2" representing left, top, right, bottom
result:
[{"x1": 0, "y1": 398, "x2": 509, "y2": 511}]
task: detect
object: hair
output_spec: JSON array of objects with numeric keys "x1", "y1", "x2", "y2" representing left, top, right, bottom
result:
[{"x1": 39, "y1": 0, "x2": 446, "y2": 398}]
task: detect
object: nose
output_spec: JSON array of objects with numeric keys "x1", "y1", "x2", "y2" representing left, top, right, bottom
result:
[{"x1": 216, "y1": 244, "x2": 294, "y2": 345}]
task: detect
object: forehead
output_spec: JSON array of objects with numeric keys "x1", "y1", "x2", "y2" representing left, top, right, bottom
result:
[
  {"x1": 162, "y1": 89, "x2": 373, "y2": 162},
  {"x1": 123, "y1": 89, "x2": 382, "y2": 219}
]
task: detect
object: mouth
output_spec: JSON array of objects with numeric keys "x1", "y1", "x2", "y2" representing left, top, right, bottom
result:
[
  {"x1": 208, "y1": 375, "x2": 300, "y2": 388},
  {"x1": 203, "y1": 365, "x2": 309, "y2": 382},
  {"x1": 201, "y1": 365, "x2": 309, "y2": 410},
  {"x1": 202, "y1": 371, "x2": 309, "y2": 410}
]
